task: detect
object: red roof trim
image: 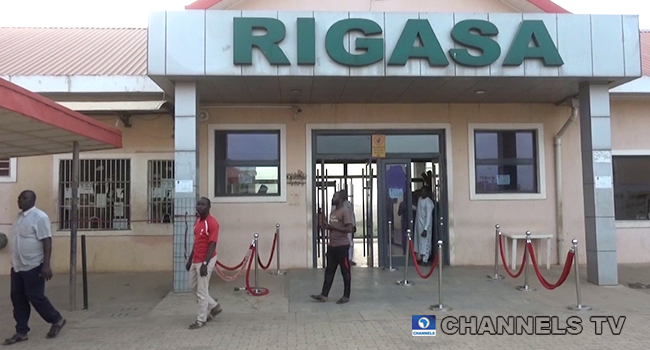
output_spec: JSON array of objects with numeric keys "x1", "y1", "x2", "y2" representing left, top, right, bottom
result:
[
  {"x1": 525, "y1": 0, "x2": 570, "y2": 13},
  {"x1": 185, "y1": 0, "x2": 224, "y2": 10},
  {"x1": 0, "y1": 78, "x2": 122, "y2": 149},
  {"x1": 185, "y1": 0, "x2": 570, "y2": 12}
]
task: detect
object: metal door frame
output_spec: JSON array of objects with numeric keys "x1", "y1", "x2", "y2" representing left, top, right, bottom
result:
[{"x1": 377, "y1": 158, "x2": 413, "y2": 268}]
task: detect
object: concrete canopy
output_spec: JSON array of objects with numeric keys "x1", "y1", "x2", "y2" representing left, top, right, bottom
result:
[{"x1": 0, "y1": 78, "x2": 122, "y2": 159}]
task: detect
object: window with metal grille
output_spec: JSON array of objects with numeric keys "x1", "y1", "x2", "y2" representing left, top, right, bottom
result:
[
  {"x1": 0, "y1": 158, "x2": 11, "y2": 177},
  {"x1": 214, "y1": 130, "x2": 281, "y2": 196},
  {"x1": 58, "y1": 159, "x2": 131, "y2": 230},
  {"x1": 148, "y1": 160, "x2": 174, "y2": 223}
]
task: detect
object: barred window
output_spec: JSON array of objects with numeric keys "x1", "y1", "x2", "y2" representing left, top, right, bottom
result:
[
  {"x1": 59, "y1": 159, "x2": 131, "y2": 230},
  {"x1": 148, "y1": 160, "x2": 174, "y2": 223},
  {"x1": 0, "y1": 158, "x2": 10, "y2": 177}
]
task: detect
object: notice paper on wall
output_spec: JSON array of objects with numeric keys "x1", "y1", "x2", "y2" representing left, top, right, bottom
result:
[
  {"x1": 595, "y1": 176, "x2": 612, "y2": 189},
  {"x1": 175, "y1": 180, "x2": 194, "y2": 193}
]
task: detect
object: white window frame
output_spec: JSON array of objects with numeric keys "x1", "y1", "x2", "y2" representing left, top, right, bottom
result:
[
  {"x1": 612, "y1": 150, "x2": 650, "y2": 228},
  {"x1": 208, "y1": 124, "x2": 287, "y2": 203},
  {"x1": 468, "y1": 123, "x2": 546, "y2": 201},
  {"x1": 0, "y1": 158, "x2": 17, "y2": 183}
]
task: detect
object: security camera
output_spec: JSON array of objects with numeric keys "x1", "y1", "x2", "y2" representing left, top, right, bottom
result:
[{"x1": 198, "y1": 110, "x2": 209, "y2": 122}]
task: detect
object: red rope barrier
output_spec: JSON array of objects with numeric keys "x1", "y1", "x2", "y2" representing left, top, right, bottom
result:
[
  {"x1": 257, "y1": 233, "x2": 278, "y2": 270},
  {"x1": 527, "y1": 243, "x2": 575, "y2": 290},
  {"x1": 217, "y1": 244, "x2": 253, "y2": 271},
  {"x1": 408, "y1": 240, "x2": 439, "y2": 279},
  {"x1": 214, "y1": 246, "x2": 252, "y2": 282},
  {"x1": 245, "y1": 245, "x2": 270, "y2": 297},
  {"x1": 498, "y1": 234, "x2": 528, "y2": 278}
]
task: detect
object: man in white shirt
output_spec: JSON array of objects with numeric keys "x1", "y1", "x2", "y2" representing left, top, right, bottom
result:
[
  {"x1": 414, "y1": 186, "x2": 434, "y2": 265},
  {"x1": 3, "y1": 190, "x2": 66, "y2": 345}
]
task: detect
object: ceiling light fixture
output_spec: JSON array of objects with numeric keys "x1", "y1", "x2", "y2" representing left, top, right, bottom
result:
[{"x1": 475, "y1": 90, "x2": 486, "y2": 95}]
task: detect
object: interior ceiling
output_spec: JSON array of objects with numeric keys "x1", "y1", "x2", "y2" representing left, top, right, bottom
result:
[
  {"x1": 194, "y1": 76, "x2": 616, "y2": 105},
  {"x1": 0, "y1": 110, "x2": 116, "y2": 158}
]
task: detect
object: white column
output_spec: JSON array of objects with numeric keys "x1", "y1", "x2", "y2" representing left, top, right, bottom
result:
[{"x1": 173, "y1": 81, "x2": 199, "y2": 293}]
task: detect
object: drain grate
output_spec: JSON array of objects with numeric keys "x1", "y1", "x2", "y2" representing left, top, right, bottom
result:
[{"x1": 628, "y1": 282, "x2": 650, "y2": 289}]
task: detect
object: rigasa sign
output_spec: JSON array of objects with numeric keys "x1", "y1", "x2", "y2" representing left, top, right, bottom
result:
[{"x1": 233, "y1": 18, "x2": 564, "y2": 68}]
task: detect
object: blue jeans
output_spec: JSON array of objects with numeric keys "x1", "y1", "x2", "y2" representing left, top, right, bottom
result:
[{"x1": 11, "y1": 266, "x2": 62, "y2": 334}]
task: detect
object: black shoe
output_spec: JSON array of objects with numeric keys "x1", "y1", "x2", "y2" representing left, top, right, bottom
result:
[
  {"x1": 310, "y1": 294, "x2": 328, "y2": 302},
  {"x1": 336, "y1": 297, "x2": 350, "y2": 304},
  {"x1": 350, "y1": 261, "x2": 357, "y2": 266},
  {"x1": 207, "y1": 304, "x2": 222, "y2": 322},
  {"x1": 2, "y1": 333, "x2": 27, "y2": 345},
  {"x1": 46, "y1": 318, "x2": 66, "y2": 339}
]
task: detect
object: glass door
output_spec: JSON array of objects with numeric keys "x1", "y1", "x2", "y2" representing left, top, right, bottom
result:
[{"x1": 378, "y1": 159, "x2": 413, "y2": 268}]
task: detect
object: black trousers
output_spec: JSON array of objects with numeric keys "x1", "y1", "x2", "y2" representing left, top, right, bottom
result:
[
  {"x1": 321, "y1": 245, "x2": 351, "y2": 298},
  {"x1": 11, "y1": 266, "x2": 62, "y2": 334}
]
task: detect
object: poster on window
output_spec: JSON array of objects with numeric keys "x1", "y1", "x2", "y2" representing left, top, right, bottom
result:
[
  {"x1": 389, "y1": 188, "x2": 403, "y2": 199},
  {"x1": 497, "y1": 174, "x2": 511, "y2": 186},
  {"x1": 79, "y1": 183, "x2": 94, "y2": 194}
]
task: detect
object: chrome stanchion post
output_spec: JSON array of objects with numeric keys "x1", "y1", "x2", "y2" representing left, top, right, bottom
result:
[
  {"x1": 396, "y1": 230, "x2": 414, "y2": 286},
  {"x1": 568, "y1": 239, "x2": 592, "y2": 311},
  {"x1": 430, "y1": 240, "x2": 451, "y2": 312},
  {"x1": 251, "y1": 233, "x2": 263, "y2": 294},
  {"x1": 384, "y1": 221, "x2": 398, "y2": 271},
  {"x1": 488, "y1": 224, "x2": 504, "y2": 280},
  {"x1": 272, "y1": 223, "x2": 286, "y2": 275},
  {"x1": 517, "y1": 231, "x2": 536, "y2": 292}
]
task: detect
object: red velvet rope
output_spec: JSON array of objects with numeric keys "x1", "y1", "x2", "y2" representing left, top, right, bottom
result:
[
  {"x1": 498, "y1": 234, "x2": 528, "y2": 278},
  {"x1": 245, "y1": 245, "x2": 270, "y2": 296},
  {"x1": 408, "y1": 240, "x2": 439, "y2": 279},
  {"x1": 257, "y1": 233, "x2": 278, "y2": 270},
  {"x1": 527, "y1": 243, "x2": 575, "y2": 290},
  {"x1": 217, "y1": 245, "x2": 252, "y2": 271}
]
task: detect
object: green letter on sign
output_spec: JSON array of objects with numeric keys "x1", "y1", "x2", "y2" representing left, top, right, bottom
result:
[
  {"x1": 449, "y1": 20, "x2": 500, "y2": 67},
  {"x1": 326, "y1": 19, "x2": 383, "y2": 66},
  {"x1": 504, "y1": 20, "x2": 563, "y2": 66},
  {"x1": 233, "y1": 17, "x2": 290, "y2": 65},
  {"x1": 297, "y1": 18, "x2": 316, "y2": 65},
  {"x1": 388, "y1": 19, "x2": 449, "y2": 66}
]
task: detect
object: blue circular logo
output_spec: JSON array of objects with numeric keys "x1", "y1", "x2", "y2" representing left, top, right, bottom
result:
[{"x1": 418, "y1": 317, "x2": 430, "y2": 329}]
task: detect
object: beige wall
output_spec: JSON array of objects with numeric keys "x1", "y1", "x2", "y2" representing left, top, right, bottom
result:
[
  {"x1": 611, "y1": 99, "x2": 650, "y2": 264},
  {"x1": 198, "y1": 103, "x2": 587, "y2": 269},
  {"x1": 0, "y1": 114, "x2": 175, "y2": 274},
  {"x1": 2, "y1": 99, "x2": 650, "y2": 274},
  {"x1": 227, "y1": 0, "x2": 518, "y2": 13}
]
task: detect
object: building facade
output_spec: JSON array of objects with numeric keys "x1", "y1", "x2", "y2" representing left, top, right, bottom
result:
[{"x1": 1, "y1": 0, "x2": 649, "y2": 293}]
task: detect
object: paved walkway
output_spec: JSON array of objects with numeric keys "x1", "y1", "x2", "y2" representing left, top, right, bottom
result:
[{"x1": 0, "y1": 264, "x2": 649, "y2": 349}]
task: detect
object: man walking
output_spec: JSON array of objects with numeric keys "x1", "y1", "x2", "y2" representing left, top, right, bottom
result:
[
  {"x1": 335, "y1": 190, "x2": 357, "y2": 266},
  {"x1": 311, "y1": 191, "x2": 354, "y2": 304},
  {"x1": 4, "y1": 190, "x2": 66, "y2": 345},
  {"x1": 186, "y1": 197, "x2": 222, "y2": 330}
]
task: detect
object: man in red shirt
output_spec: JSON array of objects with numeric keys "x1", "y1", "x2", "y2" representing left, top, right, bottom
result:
[{"x1": 185, "y1": 197, "x2": 221, "y2": 329}]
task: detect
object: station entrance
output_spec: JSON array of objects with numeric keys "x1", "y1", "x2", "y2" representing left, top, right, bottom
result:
[{"x1": 312, "y1": 130, "x2": 449, "y2": 269}]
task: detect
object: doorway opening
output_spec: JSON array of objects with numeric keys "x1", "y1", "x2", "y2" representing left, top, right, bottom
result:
[{"x1": 312, "y1": 130, "x2": 449, "y2": 269}]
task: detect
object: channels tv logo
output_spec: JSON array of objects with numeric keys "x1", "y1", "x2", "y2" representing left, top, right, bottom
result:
[{"x1": 412, "y1": 315, "x2": 436, "y2": 336}]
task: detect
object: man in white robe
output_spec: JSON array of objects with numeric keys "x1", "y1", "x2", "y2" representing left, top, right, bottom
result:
[{"x1": 414, "y1": 186, "x2": 434, "y2": 264}]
